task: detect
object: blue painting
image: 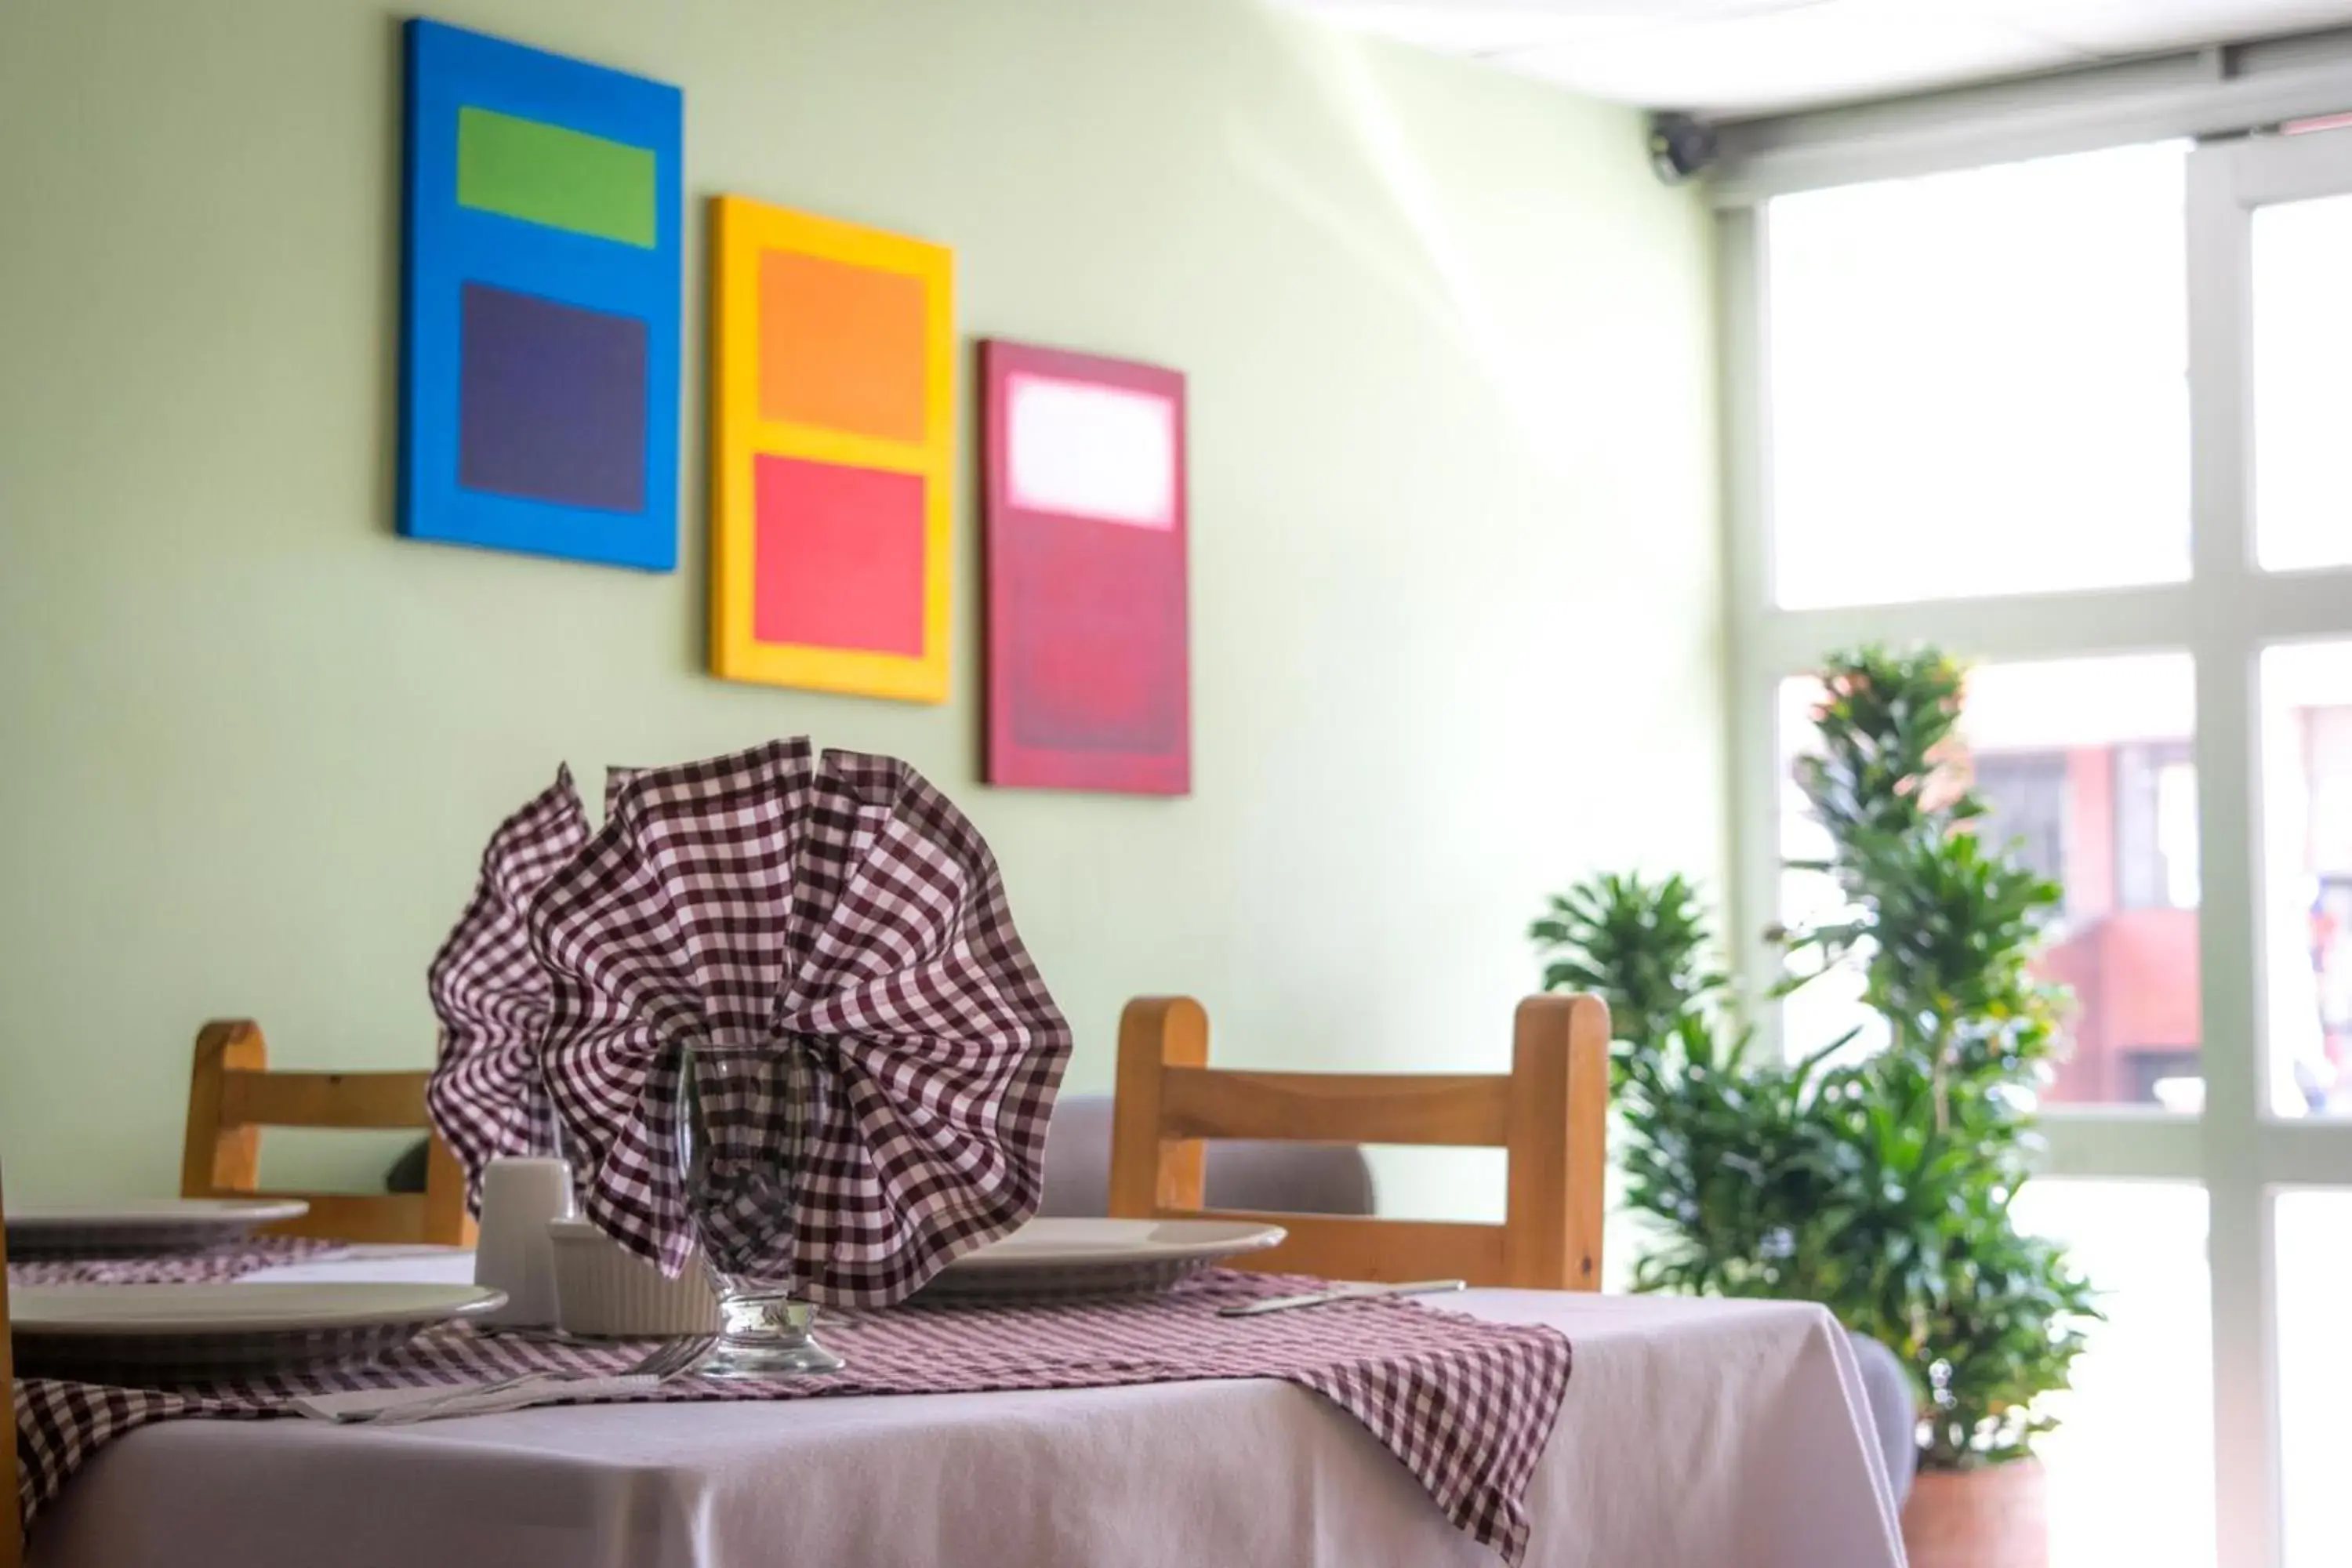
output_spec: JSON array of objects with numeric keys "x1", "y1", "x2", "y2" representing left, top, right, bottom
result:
[{"x1": 400, "y1": 20, "x2": 682, "y2": 570}]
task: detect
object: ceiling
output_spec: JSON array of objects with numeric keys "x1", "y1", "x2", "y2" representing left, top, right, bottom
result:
[{"x1": 1283, "y1": 0, "x2": 2352, "y2": 118}]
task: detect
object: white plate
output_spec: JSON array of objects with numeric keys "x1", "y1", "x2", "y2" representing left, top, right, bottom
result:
[
  {"x1": 4, "y1": 1198, "x2": 312, "y2": 1258},
  {"x1": 920, "y1": 1218, "x2": 1287, "y2": 1301},
  {"x1": 10, "y1": 1281, "x2": 506, "y2": 1381}
]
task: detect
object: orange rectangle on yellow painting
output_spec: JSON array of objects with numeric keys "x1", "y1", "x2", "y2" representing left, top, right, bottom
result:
[
  {"x1": 758, "y1": 249, "x2": 929, "y2": 443},
  {"x1": 709, "y1": 194, "x2": 955, "y2": 703}
]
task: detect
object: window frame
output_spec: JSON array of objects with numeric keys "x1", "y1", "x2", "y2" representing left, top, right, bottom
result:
[{"x1": 1719, "y1": 125, "x2": 2352, "y2": 1568}]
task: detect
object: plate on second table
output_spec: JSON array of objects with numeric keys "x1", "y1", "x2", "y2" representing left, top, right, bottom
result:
[
  {"x1": 3, "y1": 1197, "x2": 312, "y2": 1259},
  {"x1": 9, "y1": 1281, "x2": 506, "y2": 1381},
  {"x1": 919, "y1": 1218, "x2": 1287, "y2": 1301}
]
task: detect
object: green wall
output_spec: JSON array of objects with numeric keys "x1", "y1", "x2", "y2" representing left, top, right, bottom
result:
[{"x1": 0, "y1": 0, "x2": 1722, "y2": 1205}]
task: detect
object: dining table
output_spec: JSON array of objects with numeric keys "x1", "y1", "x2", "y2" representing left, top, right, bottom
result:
[{"x1": 18, "y1": 1247, "x2": 1907, "y2": 1568}]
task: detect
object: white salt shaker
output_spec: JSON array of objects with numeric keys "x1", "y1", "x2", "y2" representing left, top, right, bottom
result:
[{"x1": 474, "y1": 1156, "x2": 575, "y2": 1327}]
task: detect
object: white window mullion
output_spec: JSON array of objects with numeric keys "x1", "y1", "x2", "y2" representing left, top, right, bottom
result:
[
  {"x1": 2038, "y1": 1112, "x2": 2204, "y2": 1179},
  {"x1": 2185, "y1": 139, "x2": 2278, "y2": 1568},
  {"x1": 2245, "y1": 564, "x2": 2352, "y2": 644},
  {"x1": 1752, "y1": 583, "x2": 2206, "y2": 678},
  {"x1": 1719, "y1": 205, "x2": 1785, "y2": 1025},
  {"x1": 2256, "y1": 1119, "x2": 2352, "y2": 1183}
]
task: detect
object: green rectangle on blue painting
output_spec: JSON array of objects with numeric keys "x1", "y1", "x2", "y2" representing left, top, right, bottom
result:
[{"x1": 456, "y1": 106, "x2": 655, "y2": 247}]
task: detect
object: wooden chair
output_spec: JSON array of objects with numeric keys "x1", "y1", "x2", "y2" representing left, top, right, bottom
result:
[
  {"x1": 3, "y1": 1160, "x2": 20, "y2": 1568},
  {"x1": 1109, "y1": 994, "x2": 1610, "y2": 1290},
  {"x1": 180, "y1": 1019, "x2": 473, "y2": 1247}
]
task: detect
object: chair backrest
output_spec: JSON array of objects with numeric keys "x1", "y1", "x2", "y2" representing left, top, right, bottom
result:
[
  {"x1": 1109, "y1": 994, "x2": 1610, "y2": 1291},
  {"x1": 180, "y1": 1019, "x2": 472, "y2": 1247},
  {"x1": 3, "y1": 1160, "x2": 20, "y2": 1568}
]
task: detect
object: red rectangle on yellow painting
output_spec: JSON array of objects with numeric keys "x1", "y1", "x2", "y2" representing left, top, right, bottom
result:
[
  {"x1": 757, "y1": 249, "x2": 928, "y2": 443},
  {"x1": 752, "y1": 454, "x2": 926, "y2": 657}
]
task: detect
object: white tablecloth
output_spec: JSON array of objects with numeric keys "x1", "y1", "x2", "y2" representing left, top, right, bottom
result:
[{"x1": 28, "y1": 1253, "x2": 1904, "y2": 1568}]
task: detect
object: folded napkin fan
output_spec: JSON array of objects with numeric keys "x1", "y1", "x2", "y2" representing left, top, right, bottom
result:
[
  {"x1": 528, "y1": 739, "x2": 1073, "y2": 1306},
  {"x1": 426, "y1": 766, "x2": 593, "y2": 1208}
]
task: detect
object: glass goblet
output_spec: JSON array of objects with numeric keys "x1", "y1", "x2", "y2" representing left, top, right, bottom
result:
[{"x1": 672, "y1": 1037, "x2": 844, "y2": 1377}]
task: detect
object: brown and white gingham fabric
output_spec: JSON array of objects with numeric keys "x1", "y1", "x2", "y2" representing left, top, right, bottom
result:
[
  {"x1": 531, "y1": 739, "x2": 1073, "y2": 1304},
  {"x1": 11, "y1": 1270, "x2": 1570, "y2": 1563},
  {"x1": 425, "y1": 766, "x2": 593, "y2": 1208}
]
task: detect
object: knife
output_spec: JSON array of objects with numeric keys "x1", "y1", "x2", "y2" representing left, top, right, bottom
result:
[{"x1": 1217, "y1": 1279, "x2": 1467, "y2": 1317}]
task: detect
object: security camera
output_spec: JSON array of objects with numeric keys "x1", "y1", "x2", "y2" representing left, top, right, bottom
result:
[{"x1": 1648, "y1": 112, "x2": 1717, "y2": 185}]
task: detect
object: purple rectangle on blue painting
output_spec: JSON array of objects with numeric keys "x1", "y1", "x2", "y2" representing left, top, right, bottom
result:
[{"x1": 458, "y1": 281, "x2": 648, "y2": 514}]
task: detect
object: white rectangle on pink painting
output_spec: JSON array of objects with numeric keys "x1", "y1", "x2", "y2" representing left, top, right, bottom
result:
[{"x1": 1007, "y1": 373, "x2": 1177, "y2": 528}]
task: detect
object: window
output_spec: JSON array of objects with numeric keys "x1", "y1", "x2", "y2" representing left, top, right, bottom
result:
[
  {"x1": 1766, "y1": 143, "x2": 2190, "y2": 609},
  {"x1": 2262, "y1": 643, "x2": 2352, "y2": 1118},
  {"x1": 1733, "y1": 123, "x2": 2352, "y2": 1568},
  {"x1": 2253, "y1": 194, "x2": 2352, "y2": 573},
  {"x1": 1974, "y1": 753, "x2": 2069, "y2": 892},
  {"x1": 1777, "y1": 654, "x2": 2202, "y2": 1111},
  {"x1": 2116, "y1": 744, "x2": 2201, "y2": 911},
  {"x1": 2275, "y1": 1189, "x2": 2352, "y2": 1566},
  {"x1": 2014, "y1": 1181, "x2": 2214, "y2": 1568}
]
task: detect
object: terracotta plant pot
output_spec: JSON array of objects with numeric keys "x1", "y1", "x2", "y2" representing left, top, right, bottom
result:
[{"x1": 1902, "y1": 1461, "x2": 2048, "y2": 1568}]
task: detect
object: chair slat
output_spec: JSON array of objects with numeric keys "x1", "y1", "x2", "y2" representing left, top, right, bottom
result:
[
  {"x1": 220, "y1": 1069, "x2": 431, "y2": 1131},
  {"x1": 1181, "y1": 1209, "x2": 1508, "y2": 1287},
  {"x1": 1160, "y1": 1066, "x2": 1512, "y2": 1148}
]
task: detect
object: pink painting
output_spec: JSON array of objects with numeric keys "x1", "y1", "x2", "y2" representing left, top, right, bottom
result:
[{"x1": 983, "y1": 340, "x2": 1189, "y2": 795}]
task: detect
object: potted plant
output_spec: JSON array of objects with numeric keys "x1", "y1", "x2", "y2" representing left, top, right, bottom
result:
[{"x1": 1531, "y1": 646, "x2": 2096, "y2": 1567}]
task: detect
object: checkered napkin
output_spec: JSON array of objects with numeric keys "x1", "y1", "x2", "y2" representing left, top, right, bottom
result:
[
  {"x1": 531, "y1": 739, "x2": 1073, "y2": 1305},
  {"x1": 10, "y1": 1271, "x2": 1570, "y2": 1562},
  {"x1": 426, "y1": 766, "x2": 593, "y2": 1207}
]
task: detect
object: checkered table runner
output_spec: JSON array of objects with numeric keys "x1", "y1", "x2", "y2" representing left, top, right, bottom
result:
[
  {"x1": 7, "y1": 1236, "x2": 336, "y2": 1287},
  {"x1": 10, "y1": 1270, "x2": 1570, "y2": 1563}
]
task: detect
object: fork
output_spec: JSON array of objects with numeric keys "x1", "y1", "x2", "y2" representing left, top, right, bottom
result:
[
  {"x1": 624, "y1": 1334, "x2": 717, "y2": 1381},
  {"x1": 1217, "y1": 1279, "x2": 1465, "y2": 1317},
  {"x1": 348, "y1": 1334, "x2": 717, "y2": 1425}
]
